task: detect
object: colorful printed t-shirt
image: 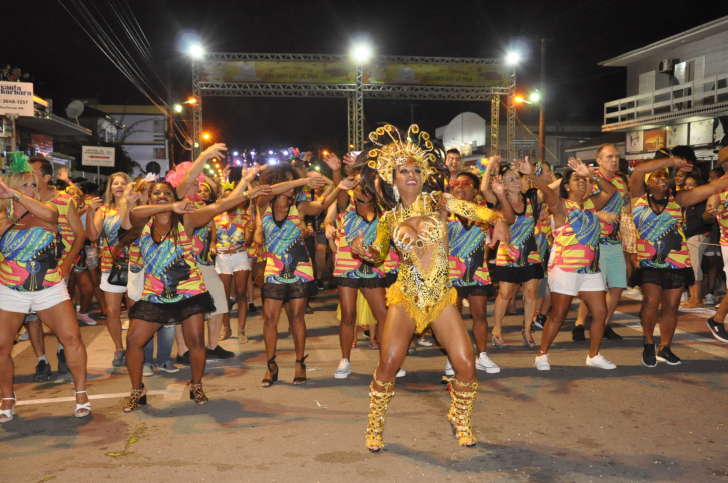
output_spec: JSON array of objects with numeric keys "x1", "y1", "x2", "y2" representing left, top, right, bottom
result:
[
  {"x1": 49, "y1": 192, "x2": 75, "y2": 264},
  {"x1": 714, "y1": 190, "x2": 728, "y2": 246},
  {"x1": 632, "y1": 190, "x2": 691, "y2": 270},
  {"x1": 549, "y1": 198, "x2": 601, "y2": 274},
  {"x1": 214, "y1": 208, "x2": 247, "y2": 252},
  {"x1": 262, "y1": 203, "x2": 314, "y2": 284},
  {"x1": 189, "y1": 200, "x2": 213, "y2": 266},
  {"x1": 592, "y1": 170, "x2": 629, "y2": 245},
  {"x1": 448, "y1": 204, "x2": 492, "y2": 288},
  {"x1": 496, "y1": 188, "x2": 541, "y2": 268},
  {"x1": 333, "y1": 192, "x2": 387, "y2": 280},
  {"x1": 139, "y1": 219, "x2": 207, "y2": 303},
  {"x1": 99, "y1": 206, "x2": 128, "y2": 273},
  {"x1": 0, "y1": 226, "x2": 62, "y2": 291}
]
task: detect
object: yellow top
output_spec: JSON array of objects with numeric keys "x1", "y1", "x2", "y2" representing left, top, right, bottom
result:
[{"x1": 365, "y1": 191, "x2": 500, "y2": 332}]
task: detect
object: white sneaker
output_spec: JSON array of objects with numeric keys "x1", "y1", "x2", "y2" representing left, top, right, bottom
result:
[
  {"x1": 121, "y1": 319, "x2": 130, "y2": 330},
  {"x1": 77, "y1": 313, "x2": 97, "y2": 326},
  {"x1": 334, "y1": 358, "x2": 351, "y2": 379},
  {"x1": 705, "y1": 294, "x2": 716, "y2": 306},
  {"x1": 417, "y1": 338, "x2": 433, "y2": 347},
  {"x1": 680, "y1": 291, "x2": 689, "y2": 302},
  {"x1": 396, "y1": 369, "x2": 406, "y2": 378},
  {"x1": 18, "y1": 330, "x2": 29, "y2": 342},
  {"x1": 475, "y1": 352, "x2": 501, "y2": 373},
  {"x1": 445, "y1": 359, "x2": 454, "y2": 376},
  {"x1": 535, "y1": 354, "x2": 550, "y2": 371},
  {"x1": 586, "y1": 353, "x2": 616, "y2": 370},
  {"x1": 142, "y1": 363, "x2": 154, "y2": 376},
  {"x1": 462, "y1": 299, "x2": 470, "y2": 308}
]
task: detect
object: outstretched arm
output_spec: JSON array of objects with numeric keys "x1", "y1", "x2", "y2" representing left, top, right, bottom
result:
[
  {"x1": 677, "y1": 175, "x2": 728, "y2": 208},
  {"x1": 130, "y1": 200, "x2": 196, "y2": 230},
  {"x1": 176, "y1": 143, "x2": 227, "y2": 199},
  {"x1": 629, "y1": 156, "x2": 689, "y2": 201},
  {"x1": 0, "y1": 179, "x2": 57, "y2": 225},
  {"x1": 185, "y1": 184, "x2": 271, "y2": 232},
  {"x1": 298, "y1": 176, "x2": 357, "y2": 217}
]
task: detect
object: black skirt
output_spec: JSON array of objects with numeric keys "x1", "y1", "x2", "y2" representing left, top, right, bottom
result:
[
  {"x1": 262, "y1": 280, "x2": 318, "y2": 302},
  {"x1": 490, "y1": 263, "x2": 544, "y2": 284},
  {"x1": 629, "y1": 266, "x2": 694, "y2": 290},
  {"x1": 334, "y1": 276, "x2": 388, "y2": 289},
  {"x1": 129, "y1": 292, "x2": 216, "y2": 325},
  {"x1": 456, "y1": 284, "x2": 497, "y2": 299}
]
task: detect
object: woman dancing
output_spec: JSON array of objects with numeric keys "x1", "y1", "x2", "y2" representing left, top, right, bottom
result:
[
  {"x1": 122, "y1": 180, "x2": 268, "y2": 411},
  {"x1": 256, "y1": 164, "x2": 344, "y2": 387},
  {"x1": 630, "y1": 154, "x2": 728, "y2": 366},
  {"x1": 350, "y1": 125, "x2": 509, "y2": 451},
  {"x1": 86, "y1": 172, "x2": 133, "y2": 367},
  {"x1": 0, "y1": 154, "x2": 90, "y2": 422}
]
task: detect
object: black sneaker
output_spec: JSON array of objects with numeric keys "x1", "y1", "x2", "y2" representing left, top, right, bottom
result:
[
  {"x1": 603, "y1": 325, "x2": 623, "y2": 340},
  {"x1": 248, "y1": 302, "x2": 258, "y2": 314},
  {"x1": 642, "y1": 343, "x2": 657, "y2": 367},
  {"x1": 33, "y1": 360, "x2": 52, "y2": 381},
  {"x1": 211, "y1": 345, "x2": 235, "y2": 360},
  {"x1": 656, "y1": 346, "x2": 681, "y2": 365},
  {"x1": 57, "y1": 349, "x2": 68, "y2": 374},
  {"x1": 205, "y1": 348, "x2": 223, "y2": 361},
  {"x1": 316, "y1": 280, "x2": 325, "y2": 290},
  {"x1": 706, "y1": 317, "x2": 728, "y2": 343},
  {"x1": 176, "y1": 351, "x2": 190, "y2": 365},
  {"x1": 533, "y1": 313, "x2": 547, "y2": 330},
  {"x1": 572, "y1": 325, "x2": 586, "y2": 342}
]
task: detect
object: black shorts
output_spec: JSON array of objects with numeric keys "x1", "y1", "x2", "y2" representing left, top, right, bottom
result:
[
  {"x1": 262, "y1": 281, "x2": 317, "y2": 302},
  {"x1": 490, "y1": 263, "x2": 544, "y2": 284},
  {"x1": 629, "y1": 266, "x2": 694, "y2": 290},
  {"x1": 455, "y1": 284, "x2": 497, "y2": 299},
  {"x1": 129, "y1": 292, "x2": 215, "y2": 325}
]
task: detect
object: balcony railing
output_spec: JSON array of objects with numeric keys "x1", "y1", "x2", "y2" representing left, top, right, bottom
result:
[{"x1": 603, "y1": 72, "x2": 728, "y2": 129}]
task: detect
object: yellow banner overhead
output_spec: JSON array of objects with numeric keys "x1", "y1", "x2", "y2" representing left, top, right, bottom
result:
[
  {"x1": 363, "y1": 63, "x2": 508, "y2": 87},
  {"x1": 200, "y1": 61, "x2": 355, "y2": 84}
]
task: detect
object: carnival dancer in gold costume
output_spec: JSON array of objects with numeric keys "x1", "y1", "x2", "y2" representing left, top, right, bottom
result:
[{"x1": 350, "y1": 125, "x2": 510, "y2": 452}]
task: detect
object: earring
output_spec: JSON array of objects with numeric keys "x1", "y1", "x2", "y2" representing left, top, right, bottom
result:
[{"x1": 392, "y1": 185, "x2": 400, "y2": 202}]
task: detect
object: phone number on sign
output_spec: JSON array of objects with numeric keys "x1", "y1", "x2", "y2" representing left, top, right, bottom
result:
[{"x1": 2, "y1": 99, "x2": 30, "y2": 104}]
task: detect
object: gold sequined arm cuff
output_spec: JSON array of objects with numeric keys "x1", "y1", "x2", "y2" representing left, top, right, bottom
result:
[
  {"x1": 443, "y1": 192, "x2": 502, "y2": 226},
  {"x1": 362, "y1": 212, "x2": 391, "y2": 263}
]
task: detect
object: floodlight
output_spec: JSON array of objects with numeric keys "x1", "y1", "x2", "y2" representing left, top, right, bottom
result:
[
  {"x1": 351, "y1": 43, "x2": 373, "y2": 64},
  {"x1": 506, "y1": 51, "x2": 520, "y2": 65},
  {"x1": 189, "y1": 44, "x2": 204, "y2": 59}
]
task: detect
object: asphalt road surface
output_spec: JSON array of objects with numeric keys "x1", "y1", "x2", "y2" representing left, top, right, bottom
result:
[{"x1": 2, "y1": 290, "x2": 727, "y2": 482}]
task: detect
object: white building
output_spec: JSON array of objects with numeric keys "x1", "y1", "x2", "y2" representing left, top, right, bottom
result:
[{"x1": 600, "y1": 16, "x2": 728, "y2": 165}]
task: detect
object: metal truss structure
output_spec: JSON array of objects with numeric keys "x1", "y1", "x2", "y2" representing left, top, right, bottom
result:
[{"x1": 191, "y1": 53, "x2": 516, "y2": 159}]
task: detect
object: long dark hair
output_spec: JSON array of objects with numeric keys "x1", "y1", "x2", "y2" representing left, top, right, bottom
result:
[
  {"x1": 559, "y1": 169, "x2": 576, "y2": 199},
  {"x1": 260, "y1": 164, "x2": 299, "y2": 206}
]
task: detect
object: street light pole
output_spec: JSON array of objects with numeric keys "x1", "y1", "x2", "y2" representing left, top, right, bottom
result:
[{"x1": 539, "y1": 37, "x2": 546, "y2": 163}]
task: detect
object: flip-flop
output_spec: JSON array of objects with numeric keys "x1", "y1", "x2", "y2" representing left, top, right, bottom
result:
[{"x1": 368, "y1": 343, "x2": 379, "y2": 349}]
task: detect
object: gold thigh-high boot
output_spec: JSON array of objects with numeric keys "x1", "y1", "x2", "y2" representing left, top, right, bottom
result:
[
  {"x1": 447, "y1": 378, "x2": 478, "y2": 447},
  {"x1": 365, "y1": 372, "x2": 395, "y2": 452}
]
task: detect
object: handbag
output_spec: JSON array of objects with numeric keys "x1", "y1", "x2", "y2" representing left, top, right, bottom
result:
[{"x1": 107, "y1": 256, "x2": 129, "y2": 286}]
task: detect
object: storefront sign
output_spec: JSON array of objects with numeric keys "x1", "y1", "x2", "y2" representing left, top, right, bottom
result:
[{"x1": 0, "y1": 81, "x2": 34, "y2": 116}]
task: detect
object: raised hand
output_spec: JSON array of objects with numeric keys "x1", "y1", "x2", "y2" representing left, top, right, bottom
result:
[
  {"x1": 302, "y1": 151, "x2": 314, "y2": 163},
  {"x1": 484, "y1": 156, "x2": 500, "y2": 178},
  {"x1": 323, "y1": 152, "x2": 342, "y2": 171},
  {"x1": 491, "y1": 177, "x2": 505, "y2": 196},
  {"x1": 202, "y1": 143, "x2": 227, "y2": 161},
  {"x1": 126, "y1": 191, "x2": 141, "y2": 207},
  {"x1": 57, "y1": 167, "x2": 70, "y2": 182},
  {"x1": 88, "y1": 197, "x2": 104, "y2": 212},
  {"x1": 339, "y1": 175, "x2": 358, "y2": 191},
  {"x1": 671, "y1": 157, "x2": 692, "y2": 172},
  {"x1": 512, "y1": 158, "x2": 532, "y2": 176},
  {"x1": 222, "y1": 166, "x2": 231, "y2": 181},
  {"x1": 0, "y1": 178, "x2": 15, "y2": 199},
  {"x1": 343, "y1": 152, "x2": 357, "y2": 166},
  {"x1": 568, "y1": 157, "x2": 593, "y2": 178},
  {"x1": 248, "y1": 184, "x2": 271, "y2": 199},
  {"x1": 243, "y1": 165, "x2": 261, "y2": 181}
]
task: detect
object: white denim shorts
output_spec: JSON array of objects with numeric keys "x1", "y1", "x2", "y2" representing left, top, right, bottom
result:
[
  {"x1": 0, "y1": 282, "x2": 71, "y2": 314},
  {"x1": 548, "y1": 266, "x2": 606, "y2": 297},
  {"x1": 100, "y1": 271, "x2": 129, "y2": 294},
  {"x1": 199, "y1": 263, "x2": 228, "y2": 317},
  {"x1": 215, "y1": 251, "x2": 251, "y2": 275}
]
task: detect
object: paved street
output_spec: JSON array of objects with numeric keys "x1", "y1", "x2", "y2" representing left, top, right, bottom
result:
[{"x1": 2, "y1": 290, "x2": 727, "y2": 482}]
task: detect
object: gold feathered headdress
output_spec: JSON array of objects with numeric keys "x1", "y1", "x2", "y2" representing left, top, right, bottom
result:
[{"x1": 366, "y1": 124, "x2": 437, "y2": 185}]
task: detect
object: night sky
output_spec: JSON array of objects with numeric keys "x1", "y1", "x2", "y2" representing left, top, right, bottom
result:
[{"x1": 3, "y1": 0, "x2": 726, "y2": 158}]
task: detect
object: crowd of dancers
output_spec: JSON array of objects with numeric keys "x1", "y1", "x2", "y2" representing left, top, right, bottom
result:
[{"x1": 2, "y1": 124, "x2": 728, "y2": 452}]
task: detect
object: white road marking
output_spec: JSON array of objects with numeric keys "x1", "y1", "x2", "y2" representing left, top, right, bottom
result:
[{"x1": 16, "y1": 390, "x2": 169, "y2": 406}]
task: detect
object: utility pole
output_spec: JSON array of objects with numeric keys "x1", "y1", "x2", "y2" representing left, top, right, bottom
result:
[{"x1": 539, "y1": 37, "x2": 546, "y2": 163}]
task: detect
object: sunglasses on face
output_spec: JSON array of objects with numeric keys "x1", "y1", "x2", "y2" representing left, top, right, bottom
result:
[{"x1": 450, "y1": 180, "x2": 473, "y2": 189}]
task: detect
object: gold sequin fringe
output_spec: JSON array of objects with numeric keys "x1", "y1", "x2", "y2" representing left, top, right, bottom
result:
[
  {"x1": 447, "y1": 378, "x2": 478, "y2": 447},
  {"x1": 386, "y1": 282, "x2": 458, "y2": 333}
]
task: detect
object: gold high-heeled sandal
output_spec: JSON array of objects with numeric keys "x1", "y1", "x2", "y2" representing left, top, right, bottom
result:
[
  {"x1": 447, "y1": 378, "x2": 478, "y2": 447},
  {"x1": 365, "y1": 373, "x2": 395, "y2": 452},
  {"x1": 189, "y1": 382, "x2": 208, "y2": 405}
]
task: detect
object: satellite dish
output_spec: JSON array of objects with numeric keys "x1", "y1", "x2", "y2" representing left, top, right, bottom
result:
[
  {"x1": 146, "y1": 161, "x2": 161, "y2": 175},
  {"x1": 65, "y1": 100, "x2": 85, "y2": 125}
]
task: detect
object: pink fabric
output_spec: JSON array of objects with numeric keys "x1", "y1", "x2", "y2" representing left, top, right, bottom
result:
[{"x1": 166, "y1": 162, "x2": 204, "y2": 188}]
